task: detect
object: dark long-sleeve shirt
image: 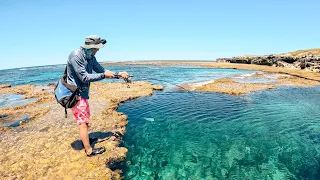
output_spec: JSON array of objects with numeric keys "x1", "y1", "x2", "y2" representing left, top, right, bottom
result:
[{"x1": 66, "y1": 47, "x2": 106, "y2": 99}]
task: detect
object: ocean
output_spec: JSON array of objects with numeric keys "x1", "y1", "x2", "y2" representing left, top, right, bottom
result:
[{"x1": 1, "y1": 64, "x2": 320, "y2": 179}]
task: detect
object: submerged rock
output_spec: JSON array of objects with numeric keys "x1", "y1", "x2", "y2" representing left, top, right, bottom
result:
[
  {"x1": 8, "y1": 114, "x2": 29, "y2": 128},
  {"x1": 152, "y1": 84, "x2": 164, "y2": 91}
]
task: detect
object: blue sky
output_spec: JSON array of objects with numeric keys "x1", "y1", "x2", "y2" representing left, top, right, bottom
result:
[{"x1": 0, "y1": 0, "x2": 319, "y2": 70}]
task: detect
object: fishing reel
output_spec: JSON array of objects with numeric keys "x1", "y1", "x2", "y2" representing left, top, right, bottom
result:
[{"x1": 114, "y1": 73, "x2": 134, "y2": 88}]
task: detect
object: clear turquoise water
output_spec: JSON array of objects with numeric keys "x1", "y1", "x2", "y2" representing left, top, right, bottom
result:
[
  {"x1": 0, "y1": 65, "x2": 66, "y2": 86},
  {"x1": 118, "y1": 89, "x2": 320, "y2": 179},
  {"x1": 0, "y1": 64, "x2": 256, "y2": 87},
  {"x1": 0, "y1": 64, "x2": 255, "y2": 107},
  {"x1": 0, "y1": 94, "x2": 37, "y2": 108},
  {"x1": 2, "y1": 64, "x2": 320, "y2": 179}
]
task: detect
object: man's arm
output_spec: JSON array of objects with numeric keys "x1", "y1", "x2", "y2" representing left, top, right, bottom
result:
[
  {"x1": 93, "y1": 58, "x2": 115, "y2": 78},
  {"x1": 93, "y1": 58, "x2": 106, "y2": 73},
  {"x1": 70, "y1": 56, "x2": 105, "y2": 83}
]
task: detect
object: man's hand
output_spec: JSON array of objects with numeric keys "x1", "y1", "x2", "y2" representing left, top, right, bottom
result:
[
  {"x1": 104, "y1": 71, "x2": 115, "y2": 79},
  {"x1": 118, "y1": 72, "x2": 129, "y2": 79}
]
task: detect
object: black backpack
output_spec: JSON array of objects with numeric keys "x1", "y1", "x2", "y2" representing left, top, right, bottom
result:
[{"x1": 54, "y1": 67, "x2": 80, "y2": 118}]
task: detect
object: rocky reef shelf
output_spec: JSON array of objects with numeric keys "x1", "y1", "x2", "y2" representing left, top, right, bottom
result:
[{"x1": 0, "y1": 81, "x2": 162, "y2": 179}]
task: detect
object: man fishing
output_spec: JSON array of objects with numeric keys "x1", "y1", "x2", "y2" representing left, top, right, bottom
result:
[{"x1": 67, "y1": 35, "x2": 129, "y2": 156}]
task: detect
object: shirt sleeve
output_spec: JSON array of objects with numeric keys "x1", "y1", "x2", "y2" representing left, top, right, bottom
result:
[
  {"x1": 70, "y1": 55, "x2": 105, "y2": 83},
  {"x1": 92, "y1": 57, "x2": 106, "y2": 73}
]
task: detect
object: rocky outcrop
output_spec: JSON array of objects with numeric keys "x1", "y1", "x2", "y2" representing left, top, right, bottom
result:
[
  {"x1": 216, "y1": 53, "x2": 320, "y2": 71},
  {"x1": 47, "y1": 83, "x2": 57, "y2": 87},
  {"x1": 0, "y1": 84, "x2": 11, "y2": 88},
  {"x1": 0, "y1": 82, "x2": 163, "y2": 179}
]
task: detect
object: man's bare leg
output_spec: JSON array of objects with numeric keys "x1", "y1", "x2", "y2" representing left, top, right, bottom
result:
[{"x1": 79, "y1": 123, "x2": 92, "y2": 155}]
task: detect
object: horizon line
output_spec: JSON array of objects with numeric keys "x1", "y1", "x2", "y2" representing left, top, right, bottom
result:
[{"x1": 0, "y1": 60, "x2": 218, "y2": 71}]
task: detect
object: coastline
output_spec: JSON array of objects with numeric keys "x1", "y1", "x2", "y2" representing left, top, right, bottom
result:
[
  {"x1": 1, "y1": 61, "x2": 320, "y2": 178},
  {"x1": 187, "y1": 72, "x2": 320, "y2": 95},
  {"x1": 101, "y1": 61, "x2": 320, "y2": 81},
  {"x1": 0, "y1": 81, "x2": 163, "y2": 179},
  {"x1": 102, "y1": 61, "x2": 320, "y2": 95}
]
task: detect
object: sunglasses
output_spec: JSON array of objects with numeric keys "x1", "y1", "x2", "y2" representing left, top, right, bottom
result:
[
  {"x1": 100, "y1": 39, "x2": 107, "y2": 45},
  {"x1": 87, "y1": 38, "x2": 107, "y2": 45}
]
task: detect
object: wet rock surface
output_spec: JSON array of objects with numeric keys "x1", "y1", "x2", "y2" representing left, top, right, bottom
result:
[
  {"x1": 0, "y1": 84, "x2": 11, "y2": 89},
  {"x1": 0, "y1": 81, "x2": 162, "y2": 179},
  {"x1": 195, "y1": 78, "x2": 276, "y2": 95},
  {"x1": 102, "y1": 61, "x2": 320, "y2": 96},
  {"x1": 112, "y1": 61, "x2": 320, "y2": 82},
  {"x1": 0, "y1": 85, "x2": 54, "y2": 130},
  {"x1": 193, "y1": 72, "x2": 320, "y2": 95},
  {"x1": 0, "y1": 114, "x2": 8, "y2": 118}
]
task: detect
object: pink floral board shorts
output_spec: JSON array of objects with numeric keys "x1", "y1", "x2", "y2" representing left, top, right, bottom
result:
[{"x1": 71, "y1": 97, "x2": 90, "y2": 125}]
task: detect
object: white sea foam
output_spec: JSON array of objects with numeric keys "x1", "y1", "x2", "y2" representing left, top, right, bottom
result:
[
  {"x1": 144, "y1": 118, "x2": 155, "y2": 122},
  {"x1": 19, "y1": 65, "x2": 61, "y2": 71},
  {"x1": 241, "y1": 73, "x2": 254, "y2": 77},
  {"x1": 188, "y1": 80, "x2": 215, "y2": 89},
  {"x1": 233, "y1": 76, "x2": 245, "y2": 79},
  {"x1": 232, "y1": 72, "x2": 257, "y2": 79}
]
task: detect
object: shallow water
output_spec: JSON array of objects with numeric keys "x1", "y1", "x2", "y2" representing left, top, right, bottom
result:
[
  {"x1": 0, "y1": 64, "x2": 256, "y2": 87},
  {"x1": 118, "y1": 86, "x2": 320, "y2": 179},
  {"x1": 0, "y1": 64, "x2": 254, "y2": 107},
  {"x1": 0, "y1": 94, "x2": 37, "y2": 108},
  {"x1": 2, "y1": 64, "x2": 320, "y2": 179}
]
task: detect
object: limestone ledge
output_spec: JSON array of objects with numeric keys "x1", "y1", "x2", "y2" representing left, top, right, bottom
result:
[
  {"x1": 100, "y1": 61, "x2": 320, "y2": 96},
  {"x1": 101, "y1": 61, "x2": 320, "y2": 82},
  {"x1": 0, "y1": 81, "x2": 163, "y2": 179},
  {"x1": 193, "y1": 72, "x2": 320, "y2": 95}
]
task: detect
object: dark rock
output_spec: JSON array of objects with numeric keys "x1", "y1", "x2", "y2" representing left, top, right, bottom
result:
[
  {"x1": 276, "y1": 61, "x2": 295, "y2": 68},
  {"x1": 293, "y1": 61, "x2": 306, "y2": 69},
  {"x1": 0, "y1": 114, "x2": 8, "y2": 119},
  {"x1": 161, "y1": 160, "x2": 169, "y2": 167},
  {"x1": 106, "y1": 159, "x2": 125, "y2": 171},
  {"x1": 47, "y1": 83, "x2": 57, "y2": 87},
  {"x1": 216, "y1": 53, "x2": 320, "y2": 71}
]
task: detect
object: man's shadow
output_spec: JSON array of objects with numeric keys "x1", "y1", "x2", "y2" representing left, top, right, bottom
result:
[{"x1": 71, "y1": 131, "x2": 122, "y2": 150}]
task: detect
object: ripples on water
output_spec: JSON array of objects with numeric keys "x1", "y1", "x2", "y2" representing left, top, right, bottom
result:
[
  {"x1": 2, "y1": 64, "x2": 320, "y2": 179},
  {"x1": 118, "y1": 87, "x2": 320, "y2": 179},
  {"x1": 0, "y1": 64, "x2": 256, "y2": 86}
]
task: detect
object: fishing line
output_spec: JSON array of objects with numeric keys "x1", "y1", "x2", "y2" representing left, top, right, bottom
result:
[
  {"x1": 130, "y1": 76, "x2": 198, "y2": 101},
  {"x1": 141, "y1": 77, "x2": 196, "y2": 100},
  {"x1": 115, "y1": 74, "x2": 198, "y2": 104}
]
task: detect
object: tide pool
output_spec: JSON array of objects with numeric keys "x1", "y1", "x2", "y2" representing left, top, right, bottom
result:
[
  {"x1": 0, "y1": 94, "x2": 37, "y2": 108},
  {"x1": 118, "y1": 86, "x2": 320, "y2": 179},
  {"x1": 1, "y1": 64, "x2": 320, "y2": 179}
]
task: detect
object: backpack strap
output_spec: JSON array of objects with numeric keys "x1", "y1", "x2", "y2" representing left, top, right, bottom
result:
[
  {"x1": 65, "y1": 107, "x2": 68, "y2": 118},
  {"x1": 61, "y1": 66, "x2": 78, "y2": 92},
  {"x1": 61, "y1": 66, "x2": 80, "y2": 118}
]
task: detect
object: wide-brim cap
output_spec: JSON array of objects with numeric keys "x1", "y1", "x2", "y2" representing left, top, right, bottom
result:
[{"x1": 81, "y1": 35, "x2": 105, "y2": 49}]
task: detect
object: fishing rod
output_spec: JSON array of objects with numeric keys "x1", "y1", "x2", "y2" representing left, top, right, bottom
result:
[
  {"x1": 114, "y1": 74, "x2": 197, "y2": 100},
  {"x1": 114, "y1": 74, "x2": 133, "y2": 88}
]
